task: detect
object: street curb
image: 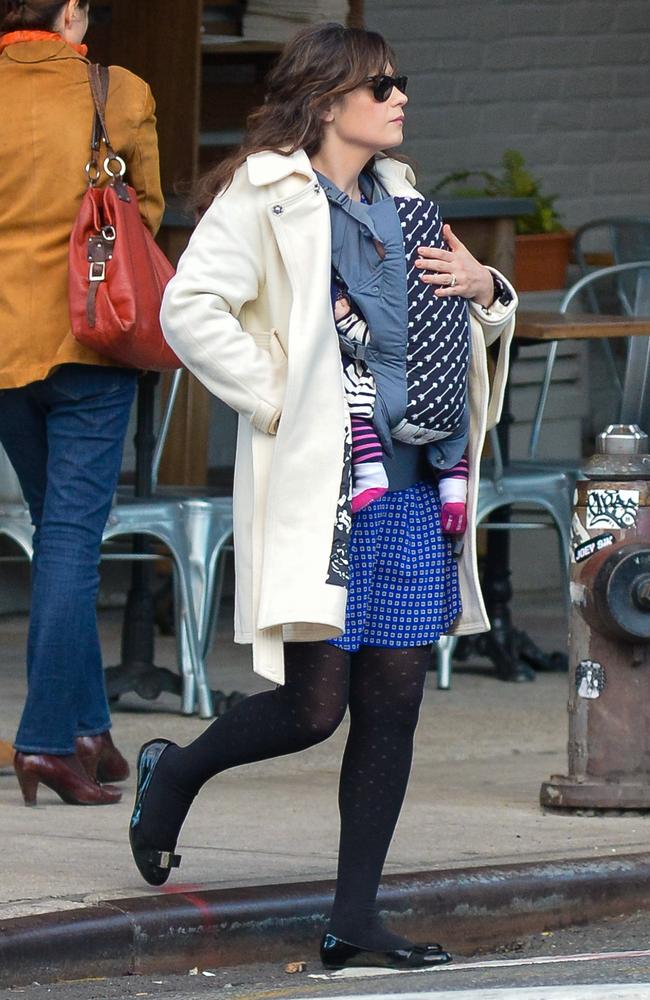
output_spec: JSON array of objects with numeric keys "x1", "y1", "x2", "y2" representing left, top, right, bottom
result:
[{"x1": 2, "y1": 852, "x2": 650, "y2": 987}]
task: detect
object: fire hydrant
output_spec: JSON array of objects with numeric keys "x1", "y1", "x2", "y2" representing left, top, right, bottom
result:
[{"x1": 540, "y1": 424, "x2": 650, "y2": 809}]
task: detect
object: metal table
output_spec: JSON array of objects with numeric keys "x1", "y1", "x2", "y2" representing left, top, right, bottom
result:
[{"x1": 516, "y1": 310, "x2": 650, "y2": 426}]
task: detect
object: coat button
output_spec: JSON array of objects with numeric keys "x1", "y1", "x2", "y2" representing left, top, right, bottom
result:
[{"x1": 272, "y1": 205, "x2": 283, "y2": 215}]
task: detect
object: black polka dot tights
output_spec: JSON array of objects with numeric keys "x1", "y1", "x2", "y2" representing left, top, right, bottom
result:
[{"x1": 138, "y1": 641, "x2": 430, "y2": 951}]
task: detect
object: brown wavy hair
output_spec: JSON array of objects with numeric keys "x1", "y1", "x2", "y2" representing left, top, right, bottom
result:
[
  {"x1": 1, "y1": 0, "x2": 89, "y2": 33},
  {"x1": 193, "y1": 21, "x2": 399, "y2": 213}
]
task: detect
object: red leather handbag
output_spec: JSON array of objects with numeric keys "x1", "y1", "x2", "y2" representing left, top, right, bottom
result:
[{"x1": 69, "y1": 64, "x2": 181, "y2": 371}]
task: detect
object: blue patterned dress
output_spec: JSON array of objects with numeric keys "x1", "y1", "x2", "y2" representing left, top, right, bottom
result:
[{"x1": 329, "y1": 481, "x2": 461, "y2": 651}]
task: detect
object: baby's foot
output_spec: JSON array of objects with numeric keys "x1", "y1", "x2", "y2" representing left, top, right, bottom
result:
[
  {"x1": 352, "y1": 459, "x2": 388, "y2": 513},
  {"x1": 352, "y1": 486, "x2": 388, "y2": 513},
  {"x1": 441, "y1": 501, "x2": 467, "y2": 534}
]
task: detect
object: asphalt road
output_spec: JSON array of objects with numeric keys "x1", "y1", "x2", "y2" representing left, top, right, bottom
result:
[{"x1": 5, "y1": 910, "x2": 650, "y2": 1000}]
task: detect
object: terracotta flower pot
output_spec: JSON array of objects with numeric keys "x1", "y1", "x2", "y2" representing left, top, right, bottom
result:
[{"x1": 514, "y1": 231, "x2": 573, "y2": 292}]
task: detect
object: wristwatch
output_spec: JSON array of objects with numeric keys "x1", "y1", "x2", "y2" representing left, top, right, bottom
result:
[{"x1": 491, "y1": 272, "x2": 514, "y2": 307}]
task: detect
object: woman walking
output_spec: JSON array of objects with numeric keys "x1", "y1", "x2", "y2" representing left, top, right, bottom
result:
[
  {"x1": 130, "y1": 22, "x2": 516, "y2": 968},
  {"x1": 0, "y1": 0, "x2": 164, "y2": 805}
]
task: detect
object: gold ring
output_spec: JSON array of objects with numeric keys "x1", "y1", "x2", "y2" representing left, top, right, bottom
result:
[{"x1": 449, "y1": 273, "x2": 457, "y2": 288}]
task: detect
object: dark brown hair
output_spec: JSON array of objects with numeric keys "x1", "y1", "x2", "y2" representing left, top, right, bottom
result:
[
  {"x1": 193, "y1": 21, "x2": 399, "y2": 212},
  {"x1": 1, "y1": 0, "x2": 88, "y2": 33}
]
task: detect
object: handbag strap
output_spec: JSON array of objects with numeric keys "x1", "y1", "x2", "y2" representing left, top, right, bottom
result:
[
  {"x1": 88, "y1": 64, "x2": 111, "y2": 149},
  {"x1": 86, "y1": 64, "x2": 126, "y2": 187}
]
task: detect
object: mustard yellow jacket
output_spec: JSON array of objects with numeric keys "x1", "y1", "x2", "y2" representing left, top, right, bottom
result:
[{"x1": 0, "y1": 39, "x2": 164, "y2": 388}]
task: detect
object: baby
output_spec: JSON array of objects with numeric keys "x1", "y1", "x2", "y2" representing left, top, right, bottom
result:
[
  {"x1": 333, "y1": 285, "x2": 468, "y2": 532},
  {"x1": 334, "y1": 288, "x2": 389, "y2": 513}
]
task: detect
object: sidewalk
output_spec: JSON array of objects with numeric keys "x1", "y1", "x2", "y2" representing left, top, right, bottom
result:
[{"x1": 2, "y1": 587, "x2": 648, "y2": 926}]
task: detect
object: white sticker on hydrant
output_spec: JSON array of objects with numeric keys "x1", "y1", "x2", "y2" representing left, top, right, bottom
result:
[
  {"x1": 576, "y1": 659, "x2": 606, "y2": 699},
  {"x1": 586, "y1": 488, "x2": 639, "y2": 530}
]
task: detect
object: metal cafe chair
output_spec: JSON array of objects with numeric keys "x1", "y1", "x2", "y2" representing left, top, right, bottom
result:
[
  {"x1": 436, "y1": 261, "x2": 650, "y2": 691},
  {"x1": 574, "y1": 217, "x2": 650, "y2": 309},
  {"x1": 147, "y1": 371, "x2": 234, "y2": 706},
  {"x1": 108, "y1": 368, "x2": 236, "y2": 718},
  {"x1": 0, "y1": 448, "x2": 34, "y2": 559},
  {"x1": 435, "y1": 428, "x2": 573, "y2": 691},
  {"x1": 0, "y1": 456, "x2": 210, "y2": 718},
  {"x1": 528, "y1": 261, "x2": 650, "y2": 459},
  {"x1": 176, "y1": 497, "x2": 233, "y2": 668},
  {"x1": 565, "y1": 217, "x2": 650, "y2": 416},
  {"x1": 0, "y1": 371, "x2": 214, "y2": 719}
]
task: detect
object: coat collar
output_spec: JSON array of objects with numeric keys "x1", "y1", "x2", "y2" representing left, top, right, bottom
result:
[
  {"x1": 246, "y1": 147, "x2": 417, "y2": 190},
  {"x1": 0, "y1": 38, "x2": 88, "y2": 63},
  {"x1": 246, "y1": 149, "x2": 315, "y2": 187},
  {"x1": 373, "y1": 153, "x2": 417, "y2": 190}
]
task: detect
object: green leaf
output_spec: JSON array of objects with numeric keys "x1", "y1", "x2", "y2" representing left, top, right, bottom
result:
[{"x1": 429, "y1": 149, "x2": 564, "y2": 234}]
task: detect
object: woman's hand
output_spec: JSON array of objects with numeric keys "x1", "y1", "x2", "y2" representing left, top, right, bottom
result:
[{"x1": 415, "y1": 223, "x2": 494, "y2": 307}]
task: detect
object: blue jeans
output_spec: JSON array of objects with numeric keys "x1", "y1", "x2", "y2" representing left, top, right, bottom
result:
[{"x1": 0, "y1": 364, "x2": 137, "y2": 754}]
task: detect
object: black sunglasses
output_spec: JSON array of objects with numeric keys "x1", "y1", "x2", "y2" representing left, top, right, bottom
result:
[{"x1": 367, "y1": 74, "x2": 408, "y2": 102}]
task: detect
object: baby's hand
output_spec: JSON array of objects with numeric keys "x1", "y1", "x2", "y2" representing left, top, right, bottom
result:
[
  {"x1": 334, "y1": 295, "x2": 351, "y2": 320},
  {"x1": 441, "y1": 501, "x2": 467, "y2": 535}
]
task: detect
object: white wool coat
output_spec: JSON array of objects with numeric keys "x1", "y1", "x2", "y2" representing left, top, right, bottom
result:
[{"x1": 161, "y1": 149, "x2": 518, "y2": 684}]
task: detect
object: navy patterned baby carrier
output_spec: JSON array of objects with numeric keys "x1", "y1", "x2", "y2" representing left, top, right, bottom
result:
[
  {"x1": 332, "y1": 195, "x2": 471, "y2": 449},
  {"x1": 390, "y1": 197, "x2": 470, "y2": 445}
]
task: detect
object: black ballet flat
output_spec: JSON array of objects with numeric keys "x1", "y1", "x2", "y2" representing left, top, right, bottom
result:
[
  {"x1": 129, "y1": 739, "x2": 182, "y2": 886},
  {"x1": 320, "y1": 932, "x2": 453, "y2": 970}
]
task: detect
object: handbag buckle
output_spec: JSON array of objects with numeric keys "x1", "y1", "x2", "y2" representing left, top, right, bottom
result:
[
  {"x1": 104, "y1": 154, "x2": 126, "y2": 178},
  {"x1": 85, "y1": 160, "x2": 102, "y2": 186},
  {"x1": 101, "y1": 226, "x2": 116, "y2": 242},
  {"x1": 89, "y1": 261, "x2": 106, "y2": 282}
]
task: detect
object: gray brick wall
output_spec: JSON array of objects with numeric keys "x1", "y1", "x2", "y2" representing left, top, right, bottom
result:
[{"x1": 365, "y1": 0, "x2": 650, "y2": 227}]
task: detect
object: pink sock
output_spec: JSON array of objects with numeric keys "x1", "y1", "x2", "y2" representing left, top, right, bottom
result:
[{"x1": 352, "y1": 487, "x2": 388, "y2": 513}]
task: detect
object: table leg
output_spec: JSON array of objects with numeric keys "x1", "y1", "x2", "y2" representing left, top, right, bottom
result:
[
  {"x1": 104, "y1": 373, "x2": 183, "y2": 703},
  {"x1": 457, "y1": 342, "x2": 567, "y2": 681},
  {"x1": 104, "y1": 374, "x2": 245, "y2": 714},
  {"x1": 481, "y1": 507, "x2": 536, "y2": 681},
  {"x1": 619, "y1": 332, "x2": 650, "y2": 429}
]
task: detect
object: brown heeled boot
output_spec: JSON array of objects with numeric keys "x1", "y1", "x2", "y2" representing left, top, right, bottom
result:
[
  {"x1": 76, "y1": 731, "x2": 130, "y2": 783},
  {"x1": 14, "y1": 752, "x2": 122, "y2": 806}
]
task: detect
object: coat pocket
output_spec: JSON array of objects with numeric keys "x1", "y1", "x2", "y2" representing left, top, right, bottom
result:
[
  {"x1": 251, "y1": 327, "x2": 287, "y2": 363},
  {"x1": 249, "y1": 329, "x2": 287, "y2": 434}
]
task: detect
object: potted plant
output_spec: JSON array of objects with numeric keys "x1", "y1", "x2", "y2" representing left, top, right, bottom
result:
[{"x1": 432, "y1": 150, "x2": 573, "y2": 291}]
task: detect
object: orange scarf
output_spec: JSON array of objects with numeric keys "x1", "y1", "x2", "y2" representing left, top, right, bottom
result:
[{"x1": 0, "y1": 30, "x2": 88, "y2": 57}]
